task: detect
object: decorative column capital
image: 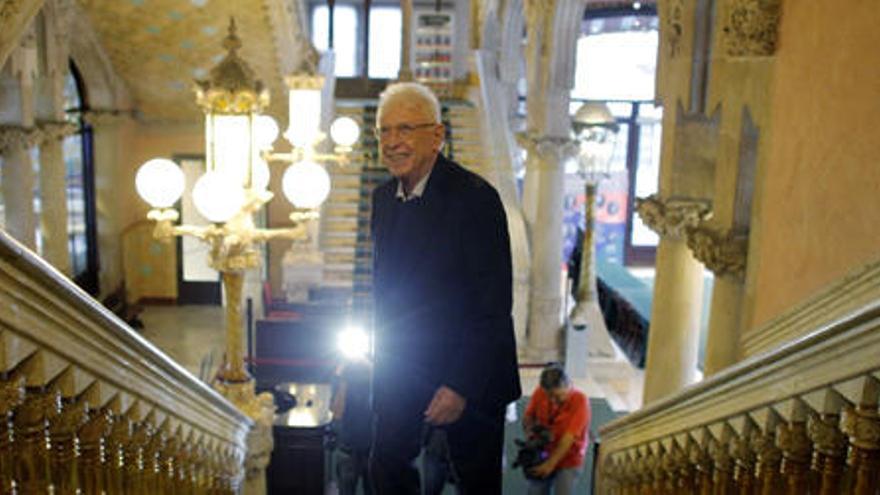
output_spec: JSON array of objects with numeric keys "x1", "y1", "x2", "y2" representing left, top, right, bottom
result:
[
  {"x1": 684, "y1": 225, "x2": 749, "y2": 279},
  {"x1": 0, "y1": 121, "x2": 78, "y2": 153},
  {"x1": 35, "y1": 120, "x2": 78, "y2": 145},
  {"x1": 515, "y1": 131, "x2": 578, "y2": 164},
  {"x1": 635, "y1": 194, "x2": 712, "y2": 240},
  {"x1": 0, "y1": 125, "x2": 40, "y2": 153},
  {"x1": 777, "y1": 422, "x2": 812, "y2": 463},
  {"x1": 81, "y1": 109, "x2": 134, "y2": 127},
  {"x1": 722, "y1": 0, "x2": 782, "y2": 57}
]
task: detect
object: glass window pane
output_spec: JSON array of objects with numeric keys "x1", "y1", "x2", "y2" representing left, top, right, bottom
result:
[
  {"x1": 64, "y1": 133, "x2": 86, "y2": 276},
  {"x1": 31, "y1": 147, "x2": 42, "y2": 256},
  {"x1": 631, "y1": 105, "x2": 662, "y2": 247},
  {"x1": 312, "y1": 5, "x2": 359, "y2": 77},
  {"x1": 369, "y1": 6, "x2": 401, "y2": 79},
  {"x1": 572, "y1": 16, "x2": 658, "y2": 101}
]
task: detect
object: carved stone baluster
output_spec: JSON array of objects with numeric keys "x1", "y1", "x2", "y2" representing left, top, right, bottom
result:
[
  {"x1": 690, "y1": 434, "x2": 714, "y2": 495},
  {"x1": 620, "y1": 451, "x2": 639, "y2": 495},
  {"x1": 710, "y1": 433, "x2": 735, "y2": 495},
  {"x1": 841, "y1": 403, "x2": 880, "y2": 495},
  {"x1": 0, "y1": 376, "x2": 24, "y2": 493},
  {"x1": 163, "y1": 430, "x2": 181, "y2": 494},
  {"x1": 777, "y1": 420, "x2": 813, "y2": 495},
  {"x1": 191, "y1": 438, "x2": 209, "y2": 495},
  {"x1": 125, "y1": 419, "x2": 154, "y2": 495},
  {"x1": 754, "y1": 428, "x2": 783, "y2": 495},
  {"x1": 103, "y1": 411, "x2": 129, "y2": 495},
  {"x1": 142, "y1": 419, "x2": 166, "y2": 494},
  {"x1": 808, "y1": 413, "x2": 848, "y2": 495},
  {"x1": 641, "y1": 450, "x2": 658, "y2": 495},
  {"x1": 676, "y1": 438, "x2": 698, "y2": 494},
  {"x1": 13, "y1": 386, "x2": 60, "y2": 493},
  {"x1": 78, "y1": 406, "x2": 113, "y2": 495},
  {"x1": 48, "y1": 396, "x2": 86, "y2": 494},
  {"x1": 732, "y1": 430, "x2": 756, "y2": 495}
]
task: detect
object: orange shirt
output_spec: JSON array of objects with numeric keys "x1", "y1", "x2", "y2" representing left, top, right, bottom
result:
[{"x1": 524, "y1": 387, "x2": 590, "y2": 469}]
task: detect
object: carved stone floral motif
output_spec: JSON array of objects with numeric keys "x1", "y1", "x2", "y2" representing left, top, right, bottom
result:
[
  {"x1": 665, "y1": 0, "x2": 685, "y2": 58},
  {"x1": 634, "y1": 194, "x2": 713, "y2": 240},
  {"x1": 841, "y1": 405, "x2": 880, "y2": 450},
  {"x1": 0, "y1": 121, "x2": 79, "y2": 154},
  {"x1": 685, "y1": 225, "x2": 748, "y2": 279},
  {"x1": 723, "y1": 0, "x2": 782, "y2": 57},
  {"x1": 808, "y1": 414, "x2": 848, "y2": 456},
  {"x1": 0, "y1": 0, "x2": 22, "y2": 22}
]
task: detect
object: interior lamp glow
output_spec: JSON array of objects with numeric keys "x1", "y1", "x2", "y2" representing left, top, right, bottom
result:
[
  {"x1": 255, "y1": 115, "x2": 280, "y2": 149},
  {"x1": 329, "y1": 116, "x2": 360, "y2": 147},
  {"x1": 282, "y1": 161, "x2": 331, "y2": 209},
  {"x1": 337, "y1": 326, "x2": 370, "y2": 361},
  {"x1": 191, "y1": 171, "x2": 246, "y2": 223},
  {"x1": 206, "y1": 114, "x2": 252, "y2": 187},
  {"x1": 285, "y1": 87, "x2": 322, "y2": 148},
  {"x1": 136, "y1": 158, "x2": 185, "y2": 208}
]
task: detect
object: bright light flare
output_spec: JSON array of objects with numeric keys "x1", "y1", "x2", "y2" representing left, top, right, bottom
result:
[{"x1": 337, "y1": 326, "x2": 370, "y2": 361}]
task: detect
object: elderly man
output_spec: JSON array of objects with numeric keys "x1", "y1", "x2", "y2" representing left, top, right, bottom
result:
[{"x1": 368, "y1": 82, "x2": 521, "y2": 494}]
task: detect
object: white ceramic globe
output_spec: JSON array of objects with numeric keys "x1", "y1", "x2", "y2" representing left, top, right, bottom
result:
[
  {"x1": 191, "y1": 172, "x2": 245, "y2": 223},
  {"x1": 136, "y1": 158, "x2": 185, "y2": 208},
  {"x1": 282, "y1": 161, "x2": 331, "y2": 209},
  {"x1": 329, "y1": 116, "x2": 360, "y2": 147},
  {"x1": 255, "y1": 115, "x2": 279, "y2": 149}
]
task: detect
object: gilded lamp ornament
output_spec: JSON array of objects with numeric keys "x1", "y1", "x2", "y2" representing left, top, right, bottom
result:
[
  {"x1": 569, "y1": 102, "x2": 620, "y2": 358},
  {"x1": 134, "y1": 18, "x2": 346, "y2": 385}
]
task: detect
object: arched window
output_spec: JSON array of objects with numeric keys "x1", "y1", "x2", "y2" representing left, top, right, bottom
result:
[{"x1": 62, "y1": 61, "x2": 99, "y2": 295}]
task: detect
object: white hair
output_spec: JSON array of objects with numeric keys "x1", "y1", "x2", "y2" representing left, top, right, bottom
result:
[{"x1": 377, "y1": 82, "x2": 442, "y2": 123}]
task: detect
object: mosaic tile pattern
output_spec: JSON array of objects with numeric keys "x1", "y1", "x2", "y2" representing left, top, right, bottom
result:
[{"x1": 78, "y1": 0, "x2": 287, "y2": 121}]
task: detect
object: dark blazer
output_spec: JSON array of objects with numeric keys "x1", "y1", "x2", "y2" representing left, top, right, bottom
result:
[{"x1": 370, "y1": 155, "x2": 521, "y2": 414}]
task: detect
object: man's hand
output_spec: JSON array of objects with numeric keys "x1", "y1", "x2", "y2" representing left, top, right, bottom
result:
[
  {"x1": 424, "y1": 386, "x2": 466, "y2": 425},
  {"x1": 529, "y1": 460, "x2": 556, "y2": 479}
]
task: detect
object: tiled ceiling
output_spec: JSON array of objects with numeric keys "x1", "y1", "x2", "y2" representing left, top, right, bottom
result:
[{"x1": 77, "y1": 0, "x2": 288, "y2": 122}]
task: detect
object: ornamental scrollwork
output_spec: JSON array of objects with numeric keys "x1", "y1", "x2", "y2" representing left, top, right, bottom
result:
[
  {"x1": 723, "y1": 0, "x2": 782, "y2": 57},
  {"x1": 635, "y1": 194, "x2": 712, "y2": 240},
  {"x1": 0, "y1": 121, "x2": 78, "y2": 154},
  {"x1": 0, "y1": 0, "x2": 22, "y2": 23},
  {"x1": 841, "y1": 405, "x2": 880, "y2": 450},
  {"x1": 684, "y1": 225, "x2": 748, "y2": 279}
]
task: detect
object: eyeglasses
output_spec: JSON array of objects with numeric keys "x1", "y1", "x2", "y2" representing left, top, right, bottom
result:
[{"x1": 374, "y1": 123, "x2": 437, "y2": 140}]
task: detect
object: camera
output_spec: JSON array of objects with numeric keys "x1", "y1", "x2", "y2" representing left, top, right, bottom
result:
[{"x1": 512, "y1": 424, "x2": 552, "y2": 480}]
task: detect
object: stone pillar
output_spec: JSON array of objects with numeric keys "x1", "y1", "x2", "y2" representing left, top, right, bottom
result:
[
  {"x1": 686, "y1": 227, "x2": 748, "y2": 375},
  {"x1": 36, "y1": 122, "x2": 76, "y2": 274},
  {"x1": 522, "y1": 136, "x2": 570, "y2": 357},
  {"x1": 637, "y1": 195, "x2": 710, "y2": 404},
  {"x1": 2, "y1": 30, "x2": 39, "y2": 251},
  {"x1": 519, "y1": 0, "x2": 586, "y2": 359},
  {"x1": 0, "y1": 127, "x2": 37, "y2": 250}
]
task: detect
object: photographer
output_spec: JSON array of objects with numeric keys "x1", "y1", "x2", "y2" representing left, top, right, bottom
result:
[{"x1": 522, "y1": 364, "x2": 591, "y2": 495}]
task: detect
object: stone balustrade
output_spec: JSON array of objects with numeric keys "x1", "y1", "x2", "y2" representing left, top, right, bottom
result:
[
  {"x1": 0, "y1": 230, "x2": 252, "y2": 493},
  {"x1": 597, "y1": 261, "x2": 880, "y2": 495}
]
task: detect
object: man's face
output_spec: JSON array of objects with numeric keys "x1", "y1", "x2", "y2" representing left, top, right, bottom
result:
[{"x1": 377, "y1": 99, "x2": 444, "y2": 184}]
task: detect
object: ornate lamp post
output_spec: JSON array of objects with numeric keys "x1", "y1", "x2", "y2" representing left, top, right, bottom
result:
[
  {"x1": 135, "y1": 20, "x2": 358, "y2": 391},
  {"x1": 569, "y1": 101, "x2": 620, "y2": 354}
]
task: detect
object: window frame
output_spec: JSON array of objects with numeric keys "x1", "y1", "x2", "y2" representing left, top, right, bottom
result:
[{"x1": 64, "y1": 61, "x2": 100, "y2": 295}]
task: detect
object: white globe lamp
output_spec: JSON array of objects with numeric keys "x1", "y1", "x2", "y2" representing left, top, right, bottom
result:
[
  {"x1": 135, "y1": 158, "x2": 185, "y2": 208},
  {"x1": 330, "y1": 116, "x2": 361, "y2": 148},
  {"x1": 282, "y1": 161, "x2": 331, "y2": 209},
  {"x1": 192, "y1": 172, "x2": 246, "y2": 223}
]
